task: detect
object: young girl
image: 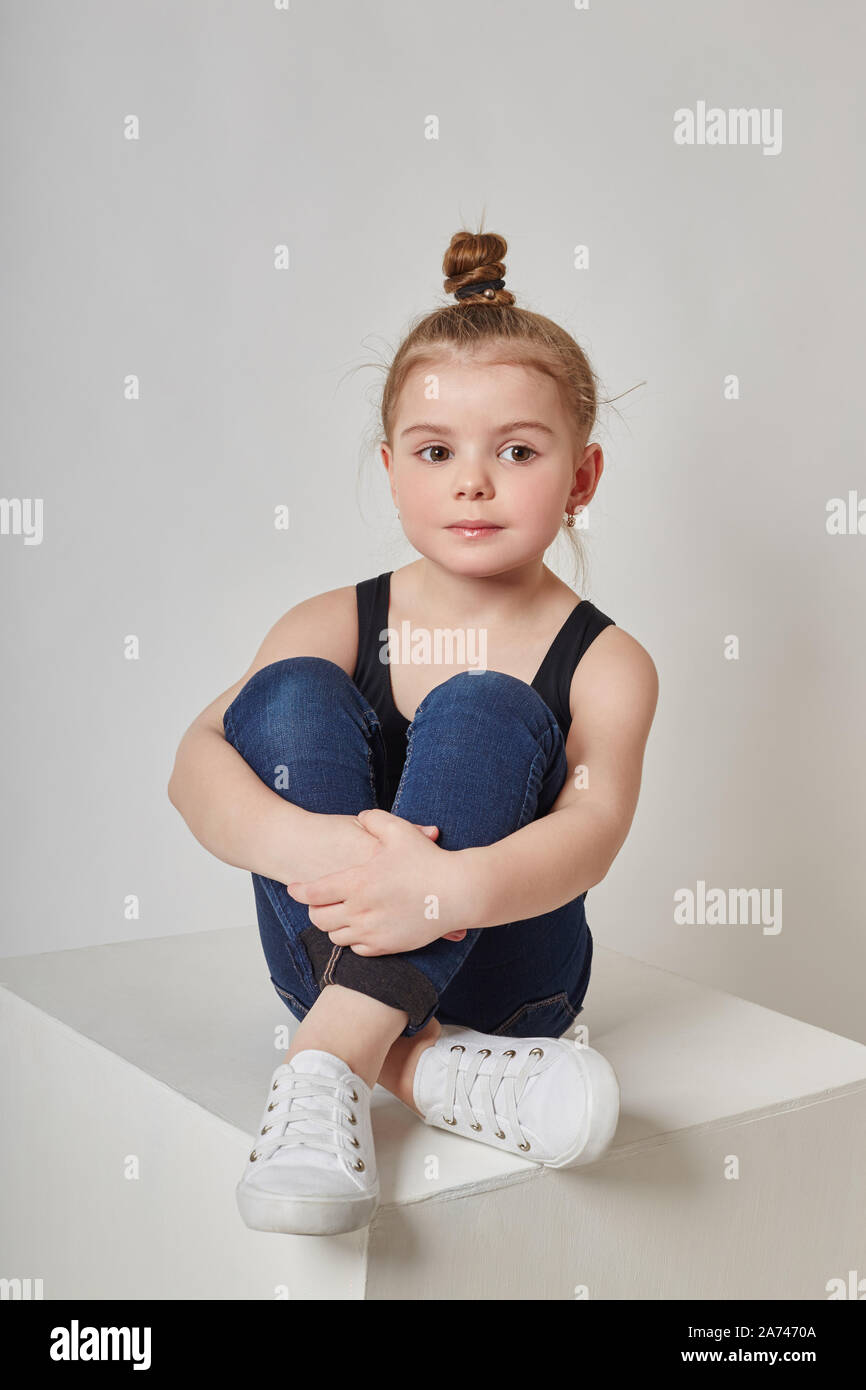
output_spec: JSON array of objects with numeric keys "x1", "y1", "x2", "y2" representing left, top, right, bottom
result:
[{"x1": 168, "y1": 229, "x2": 658, "y2": 1238}]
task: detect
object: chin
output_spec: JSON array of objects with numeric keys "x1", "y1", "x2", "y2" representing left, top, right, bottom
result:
[{"x1": 433, "y1": 551, "x2": 513, "y2": 577}]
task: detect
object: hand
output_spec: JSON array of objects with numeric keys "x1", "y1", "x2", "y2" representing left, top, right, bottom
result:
[
  {"x1": 286, "y1": 807, "x2": 474, "y2": 955},
  {"x1": 287, "y1": 812, "x2": 466, "y2": 944},
  {"x1": 289, "y1": 811, "x2": 386, "y2": 884}
]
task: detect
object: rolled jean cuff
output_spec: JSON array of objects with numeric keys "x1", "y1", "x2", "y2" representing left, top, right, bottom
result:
[{"x1": 300, "y1": 925, "x2": 439, "y2": 1034}]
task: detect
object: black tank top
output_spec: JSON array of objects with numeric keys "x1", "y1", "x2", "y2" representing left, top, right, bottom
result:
[{"x1": 352, "y1": 570, "x2": 616, "y2": 810}]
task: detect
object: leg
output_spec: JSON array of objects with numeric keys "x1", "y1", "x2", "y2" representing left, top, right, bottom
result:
[
  {"x1": 228, "y1": 660, "x2": 590, "y2": 1236},
  {"x1": 283, "y1": 982, "x2": 411, "y2": 1089},
  {"x1": 375, "y1": 1015, "x2": 443, "y2": 1116},
  {"x1": 224, "y1": 656, "x2": 430, "y2": 1077},
  {"x1": 225, "y1": 659, "x2": 583, "y2": 1071},
  {"x1": 316, "y1": 666, "x2": 584, "y2": 1043}
]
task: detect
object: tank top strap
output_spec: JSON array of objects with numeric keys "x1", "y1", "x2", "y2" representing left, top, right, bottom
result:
[
  {"x1": 352, "y1": 572, "x2": 393, "y2": 714},
  {"x1": 531, "y1": 600, "x2": 616, "y2": 740}
]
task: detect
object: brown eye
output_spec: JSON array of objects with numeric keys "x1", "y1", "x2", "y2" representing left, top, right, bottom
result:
[
  {"x1": 418, "y1": 445, "x2": 452, "y2": 463},
  {"x1": 501, "y1": 445, "x2": 537, "y2": 464}
]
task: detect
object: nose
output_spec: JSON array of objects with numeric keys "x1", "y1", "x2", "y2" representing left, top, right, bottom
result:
[{"x1": 453, "y1": 472, "x2": 494, "y2": 500}]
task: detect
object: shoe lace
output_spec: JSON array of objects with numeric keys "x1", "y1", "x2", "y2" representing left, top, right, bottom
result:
[
  {"x1": 442, "y1": 1043, "x2": 546, "y2": 1151},
  {"x1": 249, "y1": 1069, "x2": 363, "y2": 1168}
]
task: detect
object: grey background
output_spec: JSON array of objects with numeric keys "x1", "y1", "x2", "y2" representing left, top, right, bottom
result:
[{"x1": 3, "y1": 1, "x2": 864, "y2": 1042}]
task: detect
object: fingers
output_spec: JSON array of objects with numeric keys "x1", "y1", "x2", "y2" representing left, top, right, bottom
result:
[
  {"x1": 308, "y1": 903, "x2": 353, "y2": 931},
  {"x1": 323, "y1": 925, "x2": 358, "y2": 944}
]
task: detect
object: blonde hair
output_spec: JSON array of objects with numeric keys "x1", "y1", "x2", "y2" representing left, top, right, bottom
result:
[{"x1": 357, "y1": 226, "x2": 634, "y2": 591}]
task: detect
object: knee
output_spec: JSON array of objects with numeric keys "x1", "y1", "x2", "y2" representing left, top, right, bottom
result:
[
  {"x1": 420, "y1": 667, "x2": 535, "y2": 714},
  {"x1": 411, "y1": 669, "x2": 560, "y2": 750},
  {"x1": 222, "y1": 656, "x2": 353, "y2": 741}
]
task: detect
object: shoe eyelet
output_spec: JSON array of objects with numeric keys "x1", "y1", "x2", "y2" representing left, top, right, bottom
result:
[
  {"x1": 353, "y1": 1159, "x2": 365, "y2": 1171},
  {"x1": 530, "y1": 1048, "x2": 544, "y2": 1058},
  {"x1": 261, "y1": 1124, "x2": 272, "y2": 1135},
  {"x1": 470, "y1": 1122, "x2": 482, "y2": 1131},
  {"x1": 350, "y1": 1136, "x2": 360, "y2": 1148},
  {"x1": 495, "y1": 1129, "x2": 505, "y2": 1139},
  {"x1": 272, "y1": 1081, "x2": 278, "y2": 1090},
  {"x1": 349, "y1": 1089, "x2": 358, "y2": 1102},
  {"x1": 518, "y1": 1141, "x2": 531, "y2": 1151},
  {"x1": 267, "y1": 1101, "x2": 276, "y2": 1111},
  {"x1": 479, "y1": 1048, "x2": 491, "y2": 1057},
  {"x1": 503, "y1": 1049, "x2": 516, "y2": 1058},
  {"x1": 249, "y1": 1149, "x2": 258, "y2": 1161},
  {"x1": 442, "y1": 1115, "x2": 457, "y2": 1125},
  {"x1": 450, "y1": 1044, "x2": 465, "y2": 1055},
  {"x1": 348, "y1": 1112, "x2": 357, "y2": 1125}
]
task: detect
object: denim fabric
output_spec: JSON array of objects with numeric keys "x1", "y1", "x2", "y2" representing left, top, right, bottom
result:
[{"x1": 223, "y1": 656, "x2": 593, "y2": 1040}]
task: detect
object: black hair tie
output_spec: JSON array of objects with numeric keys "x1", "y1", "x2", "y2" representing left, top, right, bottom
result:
[{"x1": 454, "y1": 278, "x2": 506, "y2": 300}]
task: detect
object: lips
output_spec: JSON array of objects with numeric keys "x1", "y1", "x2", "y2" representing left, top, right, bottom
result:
[{"x1": 447, "y1": 524, "x2": 503, "y2": 538}]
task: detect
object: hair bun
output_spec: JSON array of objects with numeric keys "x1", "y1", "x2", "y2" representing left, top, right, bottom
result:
[{"x1": 442, "y1": 230, "x2": 516, "y2": 306}]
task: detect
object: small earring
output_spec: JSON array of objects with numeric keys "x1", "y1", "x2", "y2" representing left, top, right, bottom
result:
[{"x1": 565, "y1": 511, "x2": 576, "y2": 527}]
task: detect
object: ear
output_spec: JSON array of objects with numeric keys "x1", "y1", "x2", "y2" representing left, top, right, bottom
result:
[
  {"x1": 568, "y1": 441, "x2": 604, "y2": 511},
  {"x1": 380, "y1": 442, "x2": 397, "y2": 506}
]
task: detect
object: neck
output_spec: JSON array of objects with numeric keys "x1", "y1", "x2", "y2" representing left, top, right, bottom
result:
[{"x1": 409, "y1": 556, "x2": 555, "y2": 626}]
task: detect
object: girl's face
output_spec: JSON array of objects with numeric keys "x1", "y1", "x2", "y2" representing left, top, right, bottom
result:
[{"x1": 381, "y1": 354, "x2": 603, "y2": 577}]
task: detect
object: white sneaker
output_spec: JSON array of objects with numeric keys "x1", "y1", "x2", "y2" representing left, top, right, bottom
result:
[
  {"x1": 412, "y1": 1025, "x2": 620, "y2": 1168},
  {"x1": 236, "y1": 1049, "x2": 379, "y2": 1235}
]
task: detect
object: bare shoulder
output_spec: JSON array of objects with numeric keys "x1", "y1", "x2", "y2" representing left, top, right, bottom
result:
[
  {"x1": 249, "y1": 583, "x2": 360, "y2": 678},
  {"x1": 189, "y1": 582, "x2": 360, "y2": 735},
  {"x1": 568, "y1": 621, "x2": 659, "y2": 735},
  {"x1": 551, "y1": 621, "x2": 659, "y2": 843}
]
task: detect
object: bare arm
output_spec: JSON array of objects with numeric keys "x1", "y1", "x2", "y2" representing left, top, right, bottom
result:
[
  {"x1": 167, "y1": 588, "x2": 382, "y2": 886},
  {"x1": 168, "y1": 719, "x2": 330, "y2": 885},
  {"x1": 461, "y1": 629, "x2": 659, "y2": 928}
]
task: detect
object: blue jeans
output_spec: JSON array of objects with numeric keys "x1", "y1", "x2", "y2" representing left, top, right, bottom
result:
[{"x1": 222, "y1": 656, "x2": 593, "y2": 1040}]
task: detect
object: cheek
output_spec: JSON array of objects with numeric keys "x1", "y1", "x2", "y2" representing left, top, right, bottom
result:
[
  {"x1": 515, "y1": 472, "x2": 565, "y2": 513},
  {"x1": 401, "y1": 472, "x2": 441, "y2": 508}
]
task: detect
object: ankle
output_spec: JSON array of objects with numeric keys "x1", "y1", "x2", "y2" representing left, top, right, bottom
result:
[
  {"x1": 284, "y1": 1039, "x2": 380, "y2": 1090},
  {"x1": 282, "y1": 986, "x2": 410, "y2": 1088},
  {"x1": 378, "y1": 1017, "x2": 442, "y2": 1116}
]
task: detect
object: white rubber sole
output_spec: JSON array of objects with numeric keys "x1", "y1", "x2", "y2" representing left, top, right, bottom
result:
[
  {"x1": 545, "y1": 1042, "x2": 621, "y2": 1168},
  {"x1": 236, "y1": 1179, "x2": 380, "y2": 1236}
]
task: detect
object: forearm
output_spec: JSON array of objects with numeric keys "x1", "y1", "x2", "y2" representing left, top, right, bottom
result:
[
  {"x1": 168, "y1": 723, "x2": 319, "y2": 885},
  {"x1": 460, "y1": 804, "x2": 620, "y2": 929}
]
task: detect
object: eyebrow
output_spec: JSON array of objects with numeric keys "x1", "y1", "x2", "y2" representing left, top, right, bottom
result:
[{"x1": 399, "y1": 419, "x2": 557, "y2": 439}]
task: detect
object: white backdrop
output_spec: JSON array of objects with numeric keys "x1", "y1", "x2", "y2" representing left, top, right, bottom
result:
[{"x1": 3, "y1": 0, "x2": 864, "y2": 1043}]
